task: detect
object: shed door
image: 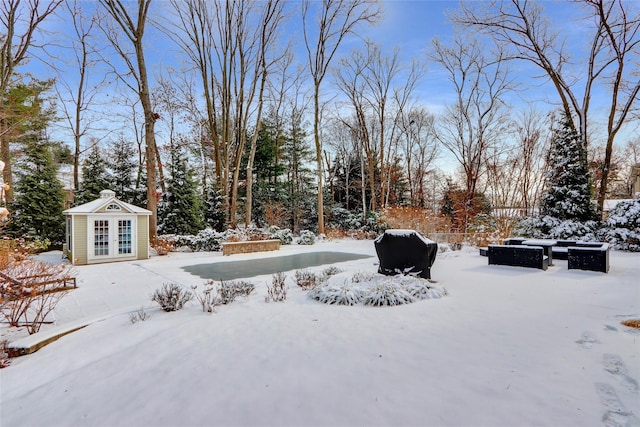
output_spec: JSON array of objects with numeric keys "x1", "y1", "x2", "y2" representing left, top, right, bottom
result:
[{"x1": 89, "y1": 216, "x2": 136, "y2": 261}]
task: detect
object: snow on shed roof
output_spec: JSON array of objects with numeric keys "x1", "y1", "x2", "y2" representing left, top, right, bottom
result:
[{"x1": 63, "y1": 191, "x2": 151, "y2": 215}]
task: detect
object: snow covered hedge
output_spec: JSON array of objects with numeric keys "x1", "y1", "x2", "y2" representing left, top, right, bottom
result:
[
  {"x1": 159, "y1": 226, "x2": 297, "y2": 252},
  {"x1": 514, "y1": 200, "x2": 640, "y2": 251},
  {"x1": 514, "y1": 216, "x2": 599, "y2": 240}
]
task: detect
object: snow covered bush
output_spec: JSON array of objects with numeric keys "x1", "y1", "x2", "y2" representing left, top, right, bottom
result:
[
  {"x1": 296, "y1": 230, "x2": 316, "y2": 245},
  {"x1": 514, "y1": 215, "x2": 599, "y2": 240},
  {"x1": 151, "y1": 283, "x2": 193, "y2": 312},
  {"x1": 295, "y1": 270, "x2": 322, "y2": 290},
  {"x1": 161, "y1": 228, "x2": 225, "y2": 252},
  {"x1": 192, "y1": 228, "x2": 224, "y2": 251},
  {"x1": 363, "y1": 280, "x2": 415, "y2": 307},
  {"x1": 265, "y1": 272, "x2": 287, "y2": 302},
  {"x1": 328, "y1": 208, "x2": 386, "y2": 236},
  {"x1": 600, "y1": 199, "x2": 640, "y2": 251},
  {"x1": 216, "y1": 280, "x2": 255, "y2": 304},
  {"x1": 308, "y1": 281, "x2": 366, "y2": 305},
  {"x1": 328, "y1": 207, "x2": 363, "y2": 230},
  {"x1": 268, "y1": 226, "x2": 293, "y2": 245},
  {"x1": 351, "y1": 270, "x2": 374, "y2": 283},
  {"x1": 322, "y1": 266, "x2": 343, "y2": 278},
  {"x1": 398, "y1": 277, "x2": 448, "y2": 300}
]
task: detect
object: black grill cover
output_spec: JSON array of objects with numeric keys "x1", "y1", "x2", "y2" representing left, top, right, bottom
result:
[{"x1": 374, "y1": 229, "x2": 437, "y2": 279}]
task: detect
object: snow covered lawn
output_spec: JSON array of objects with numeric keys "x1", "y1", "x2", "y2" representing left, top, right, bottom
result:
[{"x1": 1, "y1": 239, "x2": 639, "y2": 426}]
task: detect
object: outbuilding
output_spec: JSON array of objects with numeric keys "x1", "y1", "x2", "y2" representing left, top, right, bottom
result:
[{"x1": 63, "y1": 189, "x2": 151, "y2": 265}]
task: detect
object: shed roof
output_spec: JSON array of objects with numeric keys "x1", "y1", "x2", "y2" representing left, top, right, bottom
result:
[{"x1": 63, "y1": 190, "x2": 151, "y2": 215}]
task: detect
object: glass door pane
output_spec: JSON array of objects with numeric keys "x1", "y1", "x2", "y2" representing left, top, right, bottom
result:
[
  {"x1": 94, "y1": 220, "x2": 109, "y2": 256},
  {"x1": 118, "y1": 219, "x2": 132, "y2": 255}
]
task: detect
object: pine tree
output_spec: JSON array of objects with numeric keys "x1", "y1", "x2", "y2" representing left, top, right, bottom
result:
[
  {"x1": 10, "y1": 136, "x2": 66, "y2": 244},
  {"x1": 110, "y1": 138, "x2": 137, "y2": 204},
  {"x1": 204, "y1": 183, "x2": 226, "y2": 232},
  {"x1": 282, "y1": 109, "x2": 316, "y2": 232},
  {"x1": 541, "y1": 113, "x2": 596, "y2": 222},
  {"x1": 76, "y1": 145, "x2": 111, "y2": 204},
  {"x1": 158, "y1": 145, "x2": 204, "y2": 235}
]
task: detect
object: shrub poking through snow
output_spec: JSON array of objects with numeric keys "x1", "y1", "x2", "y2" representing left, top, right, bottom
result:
[
  {"x1": 351, "y1": 270, "x2": 374, "y2": 283},
  {"x1": 296, "y1": 230, "x2": 316, "y2": 245},
  {"x1": 266, "y1": 272, "x2": 287, "y2": 302},
  {"x1": 322, "y1": 266, "x2": 343, "y2": 277},
  {"x1": 217, "y1": 280, "x2": 255, "y2": 304},
  {"x1": 449, "y1": 242, "x2": 462, "y2": 251},
  {"x1": 0, "y1": 340, "x2": 10, "y2": 368},
  {"x1": 152, "y1": 238, "x2": 174, "y2": 255},
  {"x1": 129, "y1": 306, "x2": 150, "y2": 324},
  {"x1": 295, "y1": 270, "x2": 322, "y2": 290},
  {"x1": 151, "y1": 283, "x2": 193, "y2": 312},
  {"x1": 308, "y1": 281, "x2": 366, "y2": 305},
  {"x1": 363, "y1": 281, "x2": 415, "y2": 307},
  {"x1": 196, "y1": 281, "x2": 219, "y2": 313}
]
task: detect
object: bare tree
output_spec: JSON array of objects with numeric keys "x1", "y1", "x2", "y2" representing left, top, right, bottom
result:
[
  {"x1": 333, "y1": 47, "x2": 374, "y2": 212},
  {"x1": 334, "y1": 40, "x2": 426, "y2": 211},
  {"x1": 244, "y1": 0, "x2": 287, "y2": 227},
  {"x1": 430, "y1": 35, "x2": 513, "y2": 214},
  {"x1": 398, "y1": 107, "x2": 438, "y2": 207},
  {"x1": 512, "y1": 108, "x2": 548, "y2": 215},
  {"x1": 166, "y1": 0, "x2": 284, "y2": 228},
  {"x1": 54, "y1": 0, "x2": 109, "y2": 192},
  {"x1": 454, "y1": 0, "x2": 640, "y2": 216},
  {"x1": 98, "y1": 0, "x2": 159, "y2": 239},
  {"x1": 0, "y1": 0, "x2": 63, "y2": 203},
  {"x1": 302, "y1": 0, "x2": 381, "y2": 234},
  {"x1": 265, "y1": 50, "x2": 303, "y2": 188}
]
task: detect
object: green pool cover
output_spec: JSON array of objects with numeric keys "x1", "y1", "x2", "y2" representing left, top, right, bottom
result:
[{"x1": 183, "y1": 251, "x2": 373, "y2": 281}]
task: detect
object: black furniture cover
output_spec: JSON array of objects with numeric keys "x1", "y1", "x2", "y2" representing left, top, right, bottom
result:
[{"x1": 374, "y1": 229, "x2": 437, "y2": 279}]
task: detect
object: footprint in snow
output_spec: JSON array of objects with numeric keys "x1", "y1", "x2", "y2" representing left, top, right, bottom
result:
[
  {"x1": 595, "y1": 383, "x2": 640, "y2": 427},
  {"x1": 603, "y1": 354, "x2": 639, "y2": 393},
  {"x1": 576, "y1": 331, "x2": 600, "y2": 349}
]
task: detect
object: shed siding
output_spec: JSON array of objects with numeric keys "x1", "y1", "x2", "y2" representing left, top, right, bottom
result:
[
  {"x1": 137, "y1": 217, "x2": 149, "y2": 259},
  {"x1": 74, "y1": 216, "x2": 88, "y2": 265}
]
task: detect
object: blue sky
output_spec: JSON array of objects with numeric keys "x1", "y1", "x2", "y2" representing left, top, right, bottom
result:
[{"x1": 17, "y1": 0, "x2": 638, "y2": 158}]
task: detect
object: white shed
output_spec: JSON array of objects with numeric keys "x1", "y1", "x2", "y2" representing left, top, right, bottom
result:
[{"x1": 63, "y1": 190, "x2": 151, "y2": 265}]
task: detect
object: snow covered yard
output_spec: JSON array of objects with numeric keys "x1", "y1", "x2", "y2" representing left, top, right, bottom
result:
[{"x1": 1, "y1": 239, "x2": 639, "y2": 427}]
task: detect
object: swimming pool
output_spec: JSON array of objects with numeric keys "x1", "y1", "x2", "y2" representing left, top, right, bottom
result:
[{"x1": 182, "y1": 251, "x2": 373, "y2": 281}]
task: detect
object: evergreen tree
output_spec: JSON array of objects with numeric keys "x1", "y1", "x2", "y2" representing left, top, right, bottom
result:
[
  {"x1": 110, "y1": 138, "x2": 138, "y2": 204},
  {"x1": 282, "y1": 109, "x2": 316, "y2": 232},
  {"x1": 76, "y1": 145, "x2": 111, "y2": 204},
  {"x1": 246, "y1": 121, "x2": 288, "y2": 226},
  {"x1": 204, "y1": 183, "x2": 226, "y2": 231},
  {"x1": 6, "y1": 78, "x2": 65, "y2": 244},
  {"x1": 158, "y1": 144, "x2": 204, "y2": 235},
  {"x1": 541, "y1": 113, "x2": 596, "y2": 221},
  {"x1": 10, "y1": 136, "x2": 66, "y2": 244}
]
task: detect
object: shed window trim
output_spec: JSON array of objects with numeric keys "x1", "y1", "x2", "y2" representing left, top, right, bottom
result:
[{"x1": 105, "y1": 203, "x2": 121, "y2": 211}]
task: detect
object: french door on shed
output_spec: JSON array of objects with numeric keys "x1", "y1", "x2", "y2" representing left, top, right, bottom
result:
[{"x1": 89, "y1": 216, "x2": 135, "y2": 261}]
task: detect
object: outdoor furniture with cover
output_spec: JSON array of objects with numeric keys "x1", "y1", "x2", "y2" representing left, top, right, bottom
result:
[{"x1": 374, "y1": 229, "x2": 437, "y2": 279}]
